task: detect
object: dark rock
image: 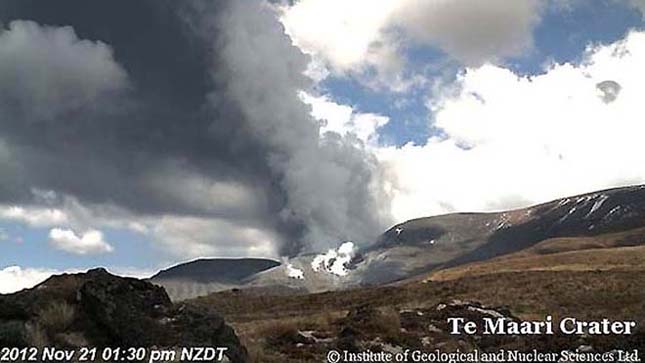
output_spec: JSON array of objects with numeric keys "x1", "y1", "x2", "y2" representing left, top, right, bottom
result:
[
  {"x1": 0, "y1": 269, "x2": 249, "y2": 363},
  {"x1": 78, "y1": 269, "x2": 173, "y2": 346},
  {"x1": 168, "y1": 304, "x2": 248, "y2": 363},
  {"x1": 339, "y1": 326, "x2": 362, "y2": 339},
  {"x1": 334, "y1": 326, "x2": 362, "y2": 352},
  {"x1": 268, "y1": 329, "x2": 316, "y2": 347}
]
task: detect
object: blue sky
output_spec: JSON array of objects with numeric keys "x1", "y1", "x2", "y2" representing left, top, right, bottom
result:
[
  {"x1": 1, "y1": 0, "x2": 645, "y2": 292},
  {"x1": 0, "y1": 222, "x2": 161, "y2": 271}
]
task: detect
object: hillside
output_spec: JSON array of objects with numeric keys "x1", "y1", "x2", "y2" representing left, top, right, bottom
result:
[
  {"x1": 152, "y1": 184, "x2": 645, "y2": 300},
  {"x1": 358, "y1": 184, "x2": 645, "y2": 284},
  {"x1": 429, "y1": 242, "x2": 645, "y2": 282},
  {"x1": 191, "y1": 243, "x2": 645, "y2": 362},
  {"x1": 183, "y1": 183, "x2": 645, "y2": 362},
  {"x1": 150, "y1": 258, "x2": 282, "y2": 300}
]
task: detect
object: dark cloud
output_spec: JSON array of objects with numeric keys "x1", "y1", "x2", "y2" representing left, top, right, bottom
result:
[
  {"x1": 596, "y1": 80, "x2": 622, "y2": 103},
  {"x1": 0, "y1": 0, "x2": 392, "y2": 255},
  {"x1": 0, "y1": 21, "x2": 128, "y2": 121}
]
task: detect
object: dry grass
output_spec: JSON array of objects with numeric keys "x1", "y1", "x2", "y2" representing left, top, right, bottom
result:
[
  {"x1": 508, "y1": 227, "x2": 645, "y2": 256},
  {"x1": 253, "y1": 320, "x2": 299, "y2": 339},
  {"x1": 189, "y1": 242, "x2": 645, "y2": 362},
  {"x1": 375, "y1": 307, "x2": 401, "y2": 338},
  {"x1": 428, "y1": 245, "x2": 645, "y2": 282},
  {"x1": 349, "y1": 306, "x2": 401, "y2": 338},
  {"x1": 38, "y1": 301, "x2": 76, "y2": 335},
  {"x1": 25, "y1": 322, "x2": 49, "y2": 348},
  {"x1": 246, "y1": 345, "x2": 269, "y2": 363},
  {"x1": 232, "y1": 310, "x2": 343, "y2": 363},
  {"x1": 195, "y1": 247, "x2": 645, "y2": 324},
  {"x1": 235, "y1": 310, "x2": 340, "y2": 343}
]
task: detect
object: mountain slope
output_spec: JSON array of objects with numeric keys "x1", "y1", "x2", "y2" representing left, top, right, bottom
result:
[
  {"x1": 152, "y1": 184, "x2": 645, "y2": 300},
  {"x1": 150, "y1": 258, "x2": 281, "y2": 300},
  {"x1": 352, "y1": 184, "x2": 645, "y2": 284},
  {"x1": 151, "y1": 258, "x2": 281, "y2": 283},
  {"x1": 194, "y1": 257, "x2": 645, "y2": 362},
  {"x1": 429, "y1": 244, "x2": 645, "y2": 282}
]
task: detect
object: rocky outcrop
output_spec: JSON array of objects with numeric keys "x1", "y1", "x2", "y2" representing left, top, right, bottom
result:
[{"x1": 0, "y1": 269, "x2": 248, "y2": 363}]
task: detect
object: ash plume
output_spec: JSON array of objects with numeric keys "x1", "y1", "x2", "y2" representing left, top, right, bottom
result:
[{"x1": 0, "y1": 0, "x2": 392, "y2": 256}]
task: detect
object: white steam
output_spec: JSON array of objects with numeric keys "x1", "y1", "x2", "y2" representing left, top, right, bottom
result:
[
  {"x1": 286, "y1": 263, "x2": 305, "y2": 280},
  {"x1": 311, "y1": 241, "x2": 356, "y2": 277}
]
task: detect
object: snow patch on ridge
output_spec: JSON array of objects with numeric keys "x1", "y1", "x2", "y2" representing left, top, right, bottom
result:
[{"x1": 585, "y1": 194, "x2": 610, "y2": 218}]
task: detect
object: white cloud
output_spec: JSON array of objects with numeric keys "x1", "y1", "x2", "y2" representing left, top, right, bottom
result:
[
  {"x1": 49, "y1": 228, "x2": 114, "y2": 255},
  {"x1": 281, "y1": 0, "x2": 543, "y2": 87},
  {"x1": 0, "y1": 228, "x2": 7, "y2": 241},
  {"x1": 378, "y1": 30, "x2": 645, "y2": 222},
  {"x1": 149, "y1": 215, "x2": 279, "y2": 259},
  {"x1": 0, "y1": 205, "x2": 68, "y2": 227},
  {"x1": 0, "y1": 192, "x2": 282, "y2": 260},
  {"x1": 0, "y1": 266, "x2": 61, "y2": 294},
  {"x1": 302, "y1": 92, "x2": 390, "y2": 145},
  {"x1": 280, "y1": 0, "x2": 399, "y2": 73},
  {"x1": 0, "y1": 194, "x2": 145, "y2": 236},
  {"x1": 65, "y1": 200, "x2": 280, "y2": 259}
]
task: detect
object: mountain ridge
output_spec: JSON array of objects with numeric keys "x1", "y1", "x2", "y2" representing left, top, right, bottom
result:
[
  {"x1": 151, "y1": 258, "x2": 281, "y2": 283},
  {"x1": 151, "y1": 184, "x2": 645, "y2": 300}
]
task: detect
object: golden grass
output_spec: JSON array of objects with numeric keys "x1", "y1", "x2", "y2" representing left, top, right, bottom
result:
[
  {"x1": 428, "y1": 245, "x2": 645, "y2": 282},
  {"x1": 190, "y1": 240, "x2": 645, "y2": 362}
]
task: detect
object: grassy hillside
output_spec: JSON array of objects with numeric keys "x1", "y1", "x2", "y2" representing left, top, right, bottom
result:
[
  {"x1": 190, "y1": 241, "x2": 645, "y2": 362},
  {"x1": 429, "y1": 245, "x2": 645, "y2": 281}
]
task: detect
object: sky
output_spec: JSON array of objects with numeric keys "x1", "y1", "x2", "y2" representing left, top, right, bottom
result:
[{"x1": 1, "y1": 0, "x2": 645, "y2": 293}]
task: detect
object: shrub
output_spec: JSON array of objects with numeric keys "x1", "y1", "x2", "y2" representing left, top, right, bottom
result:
[
  {"x1": 38, "y1": 301, "x2": 76, "y2": 334},
  {"x1": 25, "y1": 322, "x2": 49, "y2": 348},
  {"x1": 0, "y1": 321, "x2": 28, "y2": 347}
]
